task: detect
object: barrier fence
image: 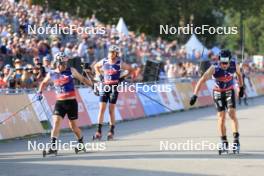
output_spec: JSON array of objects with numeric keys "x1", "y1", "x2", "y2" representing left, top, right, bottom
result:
[{"x1": 0, "y1": 75, "x2": 264, "y2": 140}]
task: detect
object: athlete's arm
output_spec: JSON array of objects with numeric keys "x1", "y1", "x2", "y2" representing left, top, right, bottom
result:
[
  {"x1": 236, "y1": 64, "x2": 244, "y2": 87},
  {"x1": 38, "y1": 73, "x2": 51, "y2": 93},
  {"x1": 94, "y1": 59, "x2": 104, "y2": 76},
  {"x1": 71, "y1": 67, "x2": 93, "y2": 87},
  {"x1": 193, "y1": 65, "x2": 215, "y2": 95}
]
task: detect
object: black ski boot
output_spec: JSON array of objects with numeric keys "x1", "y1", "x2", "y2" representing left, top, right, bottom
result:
[
  {"x1": 75, "y1": 136, "x2": 86, "y2": 154},
  {"x1": 107, "y1": 125, "x2": 115, "y2": 141},
  {"x1": 233, "y1": 132, "x2": 240, "y2": 154},
  {"x1": 218, "y1": 136, "x2": 229, "y2": 155}
]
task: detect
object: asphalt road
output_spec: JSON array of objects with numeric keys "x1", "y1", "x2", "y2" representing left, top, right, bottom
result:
[{"x1": 0, "y1": 97, "x2": 264, "y2": 176}]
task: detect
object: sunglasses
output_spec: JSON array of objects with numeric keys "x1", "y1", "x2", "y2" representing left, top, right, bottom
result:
[
  {"x1": 220, "y1": 62, "x2": 229, "y2": 65},
  {"x1": 58, "y1": 62, "x2": 67, "y2": 66}
]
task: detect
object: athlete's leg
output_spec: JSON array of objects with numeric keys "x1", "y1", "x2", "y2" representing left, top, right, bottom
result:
[
  {"x1": 107, "y1": 86, "x2": 118, "y2": 139},
  {"x1": 228, "y1": 108, "x2": 240, "y2": 149},
  {"x1": 217, "y1": 111, "x2": 227, "y2": 137},
  {"x1": 98, "y1": 102, "x2": 107, "y2": 125},
  {"x1": 228, "y1": 108, "x2": 239, "y2": 133},
  {"x1": 69, "y1": 119, "x2": 82, "y2": 139},
  {"x1": 109, "y1": 103, "x2": 116, "y2": 126},
  {"x1": 51, "y1": 115, "x2": 63, "y2": 139},
  {"x1": 226, "y1": 90, "x2": 238, "y2": 133},
  {"x1": 48, "y1": 115, "x2": 63, "y2": 152},
  {"x1": 244, "y1": 90, "x2": 248, "y2": 105}
]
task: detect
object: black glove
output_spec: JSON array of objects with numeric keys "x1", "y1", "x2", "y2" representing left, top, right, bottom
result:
[
  {"x1": 119, "y1": 77, "x2": 125, "y2": 82},
  {"x1": 99, "y1": 74, "x2": 104, "y2": 82},
  {"x1": 239, "y1": 86, "x2": 244, "y2": 98},
  {"x1": 189, "y1": 95, "x2": 198, "y2": 106},
  {"x1": 36, "y1": 91, "x2": 43, "y2": 101}
]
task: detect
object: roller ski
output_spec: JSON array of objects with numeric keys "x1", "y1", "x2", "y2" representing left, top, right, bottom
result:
[
  {"x1": 92, "y1": 131, "x2": 102, "y2": 141},
  {"x1": 218, "y1": 141, "x2": 229, "y2": 155},
  {"x1": 74, "y1": 137, "x2": 86, "y2": 154},
  {"x1": 232, "y1": 141, "x2": 240, "y2": 154},
  {"x1": 74, "y1": 143, "x2": 86, "y2": 154},
  {"x1": 42, "y1": 148, "x2": 58, "y2": 157},
  {"x1": 107, "y1": 131, "x2": 114, "y2": 141},
  {"x1": 43, "y1": 138, "x2": 58, "y2": 157},
  {"x1": 232, "y1": 133, "x2": 240, "y2": 154},
  {"x1": 107, "y1": 125, "x2": 115, "y2": 141}
]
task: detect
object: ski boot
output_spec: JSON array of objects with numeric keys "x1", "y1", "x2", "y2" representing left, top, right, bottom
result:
[
  {"x1": 107, "y1": 131, "x2": 114, "y2": 141},
  {"x1": 43, "y1": 138, "x2": 58, "y2": 157},
  {"x1": 232, "y1": 133, "x2": 240, "y2": 154},
  {"x1": 92, "y1": 131, "x2": 102, "y2": 141},
  {"x1": 218, "y1": 140, "x2": 229, "y2": 155},
  {"x1": 107, "y1": 125, "x2": 115, "y2": 141},
  {"x1": 75, "y1": 137, "x2": 86, "y2": 154}
]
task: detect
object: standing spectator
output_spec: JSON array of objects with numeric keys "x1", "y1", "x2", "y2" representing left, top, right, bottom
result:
[
  {"x1": 84, "y1": 46, "x2": 97, "y2": 64},
  {"x1": 42, "y1": 56, "x2": 51, "y2": 72},
  {"x1": 21, "y1": 66, "x2": 34, "y2": 89},
  {"x1": 177, "y1": 62, "x2": 187, "y2": 77},
  {"x1": 78, "y1": 37, "x2": 88, "y2": 58}
]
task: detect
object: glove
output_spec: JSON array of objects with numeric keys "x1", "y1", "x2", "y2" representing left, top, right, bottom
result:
[
  {"x1": 239, "y1": 86, "x2": 244, "y2": 98},
  {"x1": 99, "y1": 74, "x2": 104, "y2": 82},
  {"x1": 36, "y1": 91, "x2": 43, "y2": 101},
  {"x1": 189, "y1": 95, "x2": 198, "y2": 106},
  {"x1": 119, "y1": 77, "x2": 125, "y2": 82}
]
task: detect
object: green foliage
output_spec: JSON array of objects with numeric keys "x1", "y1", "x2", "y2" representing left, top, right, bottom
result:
[{"x1": 32, "y1": 0, "x2": 264, "y2": 54}]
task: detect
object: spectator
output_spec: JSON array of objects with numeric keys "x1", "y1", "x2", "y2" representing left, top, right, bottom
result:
[{"x1": 42, "y1": 56, "x2": 51, "y2": 72}]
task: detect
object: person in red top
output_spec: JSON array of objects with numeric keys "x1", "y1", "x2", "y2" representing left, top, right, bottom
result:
[
  {"x1": 0, "y1": 72, "x2": 6, "y2": 88},
  {"x1": 190, "y1": 50, "x2": 244, "y2": 154},
  {"x1": 37, "y1": 52, "x2": 93, "y2": 154}
]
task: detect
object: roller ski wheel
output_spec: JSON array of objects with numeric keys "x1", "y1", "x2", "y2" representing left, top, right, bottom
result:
[
  {"x1": 107, "y1": 132, "x2": 114, "y2": 141},
  {"x1": 92, "y1": 131, "x2": 102, "y2": 141},
  {"x1": 42, "y1": 149, "x2": 58, "y2": 157}
]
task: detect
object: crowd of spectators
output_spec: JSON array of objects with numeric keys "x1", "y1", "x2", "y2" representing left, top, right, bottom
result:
[{"x1": 0, "y1": 0, "x2": 263, "y2": 91}]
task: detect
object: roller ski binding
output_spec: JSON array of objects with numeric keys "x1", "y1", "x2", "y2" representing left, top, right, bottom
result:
[
  {"x1": 92, "y1": 131, "x2": 102, "y2": 141},
  {"x1": 218, "y1": 141, "x2": 229, "y2": 155}
]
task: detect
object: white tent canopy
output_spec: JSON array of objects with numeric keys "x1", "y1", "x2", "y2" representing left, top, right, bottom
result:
[
  {"x1": 116, "y1": 17, "x2": 129, "y2": 36},
  {"x1": 184, "y1": 34, "x2": 208, "y2": 55}
]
